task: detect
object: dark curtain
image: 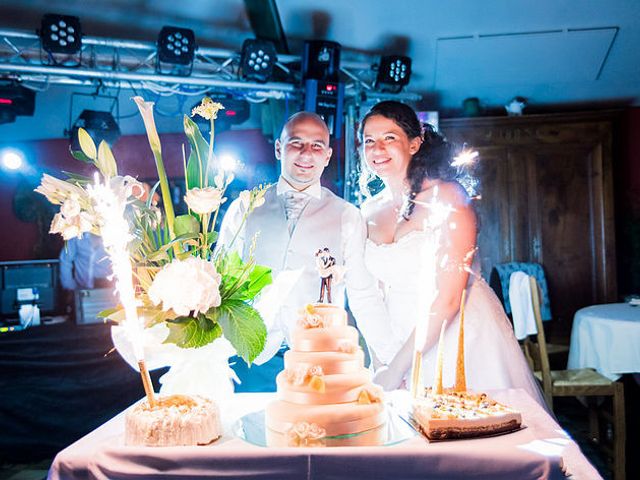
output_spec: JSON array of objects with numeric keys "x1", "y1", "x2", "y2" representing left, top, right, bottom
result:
[{"x1": 0, "y1": 323, "x2": 167, "y2": 462}]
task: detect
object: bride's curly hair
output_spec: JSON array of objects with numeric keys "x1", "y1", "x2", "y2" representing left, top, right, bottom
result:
[{"x1": 359, "y1": 101, "x2": 458, "y2": 219}]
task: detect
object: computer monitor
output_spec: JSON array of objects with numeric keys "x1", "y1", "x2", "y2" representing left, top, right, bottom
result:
[{"x1": 0, "y1": 260, "x2": 59, "y2": 320}]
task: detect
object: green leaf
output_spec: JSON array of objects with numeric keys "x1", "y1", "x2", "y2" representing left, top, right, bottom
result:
[
  {"x1": 164, "y1": 314, "x2": 223, "y2": 348},
  {"x1": 77, "y1": 128, "x2": 97, "y2": 160},
  {"x1": 97, "y1": 140, "x2": 118, "y2": 178},
  {"x1": 145, "y1": 232, "x2": 200, "y2": 261},
  {"x1": 217, "y1": 250, "x2": 244, "y2": 279},
  {"x1": 70, "y1": 149, "x2": 95, "y2": 164},
  {"x1": 207, "y1": 231, "x2": 218, "y2": 244},
  {"x1": 62, "y1": 171, "x2": 92, "y2": 183},
  {"x1": 216, "y1": 299, "x2": 266, "y2": 364},
  {"x1": 184, "y1": 115, "x2": 215, "y2": 189},
  {"x1": 174, "y1": 214, "x2": 200, "y2": 236},
  {"x1": 244, "y1": 264, "x2": 272, "y2": 300},
  {"x1": 97, "y1": 306, "x2": 123, "y2": 319}
]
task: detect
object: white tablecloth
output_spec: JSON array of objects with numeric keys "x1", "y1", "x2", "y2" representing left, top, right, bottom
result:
[
  {"x1": 47, "y1": 389, "x2": 600, "y2": 480},
  {"x1": 568, "y1": 303, "x2": 640, "y2": 380}
]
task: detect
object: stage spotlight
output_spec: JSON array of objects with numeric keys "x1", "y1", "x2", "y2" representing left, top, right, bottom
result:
[
  {"x1": 302, "y1": 40, "x2": 341, "y2": 82},
  {"x1": 375, "y1": 55, "x2": 412, "y2": 93},
  {"x1": 40, "y1": 14, "x2": 82, "y2": 55},
  {"x1": 156, "y1": 26, "x2": 196, "y2": 75},
  {"x1": 1, "y1": 148, "x2": 25, "y2": 171},
  {"x1": 240, "y1": 39, "x2": 277, "y2": 83},
  {"x1": 69, "y1": 110, "x2": 121, "y2": 151}
]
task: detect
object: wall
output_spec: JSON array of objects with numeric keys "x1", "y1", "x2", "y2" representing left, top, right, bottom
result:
[{"x1": 0, "y1": 129, "x2": 277, "y2": 261}]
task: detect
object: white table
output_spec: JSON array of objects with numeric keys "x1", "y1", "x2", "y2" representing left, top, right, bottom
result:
[
  {"x1": 47, "y1": 390, "x2": 600, "y2": 480},
  {"x1": 568, "y1": 303, "x2": 640, "y2": 380}
]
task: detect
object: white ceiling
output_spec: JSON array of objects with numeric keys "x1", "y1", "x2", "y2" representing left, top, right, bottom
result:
[{"x1": 1, "y1": 0, "x2": 640, "y2": 141}]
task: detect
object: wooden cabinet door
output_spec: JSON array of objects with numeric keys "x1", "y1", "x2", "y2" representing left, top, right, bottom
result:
[
  {"x1": 470, "y1": 146, "x2": 512, "y2": 278},
  {"x1": 442, "y1": 113, "x2": 617, "y2": 339},
  {"x1": 524, "y1": 141, "x2": 614, "y2": 335}
]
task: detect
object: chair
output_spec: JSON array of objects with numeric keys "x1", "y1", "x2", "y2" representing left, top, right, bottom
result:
[
  {"x1": 525, "y1": 276, "x2": 626, "y2": 480},
  {"x1": 490, "y1": 262, "x2": 569, "y2": 357}
]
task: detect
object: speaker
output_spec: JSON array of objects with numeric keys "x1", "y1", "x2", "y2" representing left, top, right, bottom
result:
[
  {"x1": 74, "y1": 288, "x2": 114, "y2": 325},
  {"x1": 302, "y1": 40, "x2": 341, "y2": 82},
  {"x1": 304, "y1": 79, "x2": 344, "y2": 139}
]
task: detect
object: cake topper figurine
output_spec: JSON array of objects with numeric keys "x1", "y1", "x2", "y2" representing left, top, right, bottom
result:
[{"x1": 315, "y1": 247, "x2": 336, "y2": 303}]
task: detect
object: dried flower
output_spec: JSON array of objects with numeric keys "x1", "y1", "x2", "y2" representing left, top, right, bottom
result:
[{"x1": 286, "y1": 422, "x2": 326, "y2": 447}]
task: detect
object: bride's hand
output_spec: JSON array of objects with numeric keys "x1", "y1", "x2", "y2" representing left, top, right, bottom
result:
[{"x1": 373, "y1": 365, "x2": 405, "y2": 391}]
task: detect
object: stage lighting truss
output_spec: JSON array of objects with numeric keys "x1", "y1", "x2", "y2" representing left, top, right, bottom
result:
[
  {"x1": 240, "y1": 39, "x2": 277, "y2": 83},
  {"x1": 0, "y1": 28, "x2": 420, "y2": 102},
  {"x1": 39, "y1": 14, "x2": 83, "y2": 66}
]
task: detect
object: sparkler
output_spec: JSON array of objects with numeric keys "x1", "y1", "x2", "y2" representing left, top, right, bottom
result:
[
  {"x1": 410, "y1": 186, "x2": 454, "y2": 398},
  {"x1": 89, "y1": 175, "x2": 156, "y2": 408}
]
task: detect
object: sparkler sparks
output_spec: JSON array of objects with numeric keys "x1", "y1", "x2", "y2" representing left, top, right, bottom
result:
[
  {"x1": 452, "y1": 148, "x2": 479, "y2": 167},
  {"x1": 88, "y1": 174, "x2": 156, "y2": 406}
]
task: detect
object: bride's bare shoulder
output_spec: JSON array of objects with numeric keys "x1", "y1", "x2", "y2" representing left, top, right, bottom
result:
[{"x1": 414, "y1": 181, "x2": 470, "y2": 209}]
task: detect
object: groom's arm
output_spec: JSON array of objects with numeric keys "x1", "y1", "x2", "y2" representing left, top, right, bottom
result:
[{"x1": 341, "y1": 205, "x2": 403, "y2": 366}]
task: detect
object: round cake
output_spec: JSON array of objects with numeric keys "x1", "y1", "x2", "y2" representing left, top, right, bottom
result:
[
  {"x1": 266, "y1": 303, "x2": 386, "y2": 447},
  {"x1": 125, "y1": 394, "x2": 222, "y2": 446}
]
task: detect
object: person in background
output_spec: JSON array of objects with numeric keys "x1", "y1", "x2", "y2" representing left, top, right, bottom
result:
[{"x1": 59, "y1": 232, "x2": 112, "y2": 291}]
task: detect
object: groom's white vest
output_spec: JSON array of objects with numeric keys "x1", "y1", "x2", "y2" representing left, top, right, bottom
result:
[{"x1": 241, "y1": 184, "x2": 349, "y2": 340}]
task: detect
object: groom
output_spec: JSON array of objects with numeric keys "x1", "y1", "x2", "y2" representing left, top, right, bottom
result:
[{"x1": 217, "y1": 112, "x2": 401, "y2": 391}]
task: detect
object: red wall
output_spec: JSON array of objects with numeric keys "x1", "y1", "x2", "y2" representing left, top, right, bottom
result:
[{"x1": 0, "y1": 129, "x2": 276, "y2": 261}]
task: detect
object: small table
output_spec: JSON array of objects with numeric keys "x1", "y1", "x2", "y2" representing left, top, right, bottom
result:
[
  {"x1": 568, "y1": 303, "x2": 640, "y2": 380},
  {"x1": 47, "y1": 390, "x2": 600, "y2": 480}
]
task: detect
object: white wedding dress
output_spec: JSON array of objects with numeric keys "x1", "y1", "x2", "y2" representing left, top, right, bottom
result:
[{"x1": 364, "y1": 230, "x2": 546, "y2": 407}]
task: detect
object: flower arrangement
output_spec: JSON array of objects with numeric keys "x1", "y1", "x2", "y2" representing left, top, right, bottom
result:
[{"x1": 35, "y1": 96, "x2": 271, "y2": 364}]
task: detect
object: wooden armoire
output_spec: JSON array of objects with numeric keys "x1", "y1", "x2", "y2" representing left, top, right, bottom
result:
[{"x1": 440, "y1": 112, "x2": 618, "y2": 341}]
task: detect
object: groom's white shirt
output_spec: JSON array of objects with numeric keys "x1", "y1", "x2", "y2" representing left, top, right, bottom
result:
[{"x1": 217, "y1": 176, "x2": 402, "y2": 364}]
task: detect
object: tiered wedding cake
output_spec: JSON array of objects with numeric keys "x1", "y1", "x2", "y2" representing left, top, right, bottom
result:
[
  {"x1": 266, "y1": 304, "x2": 386, "y2": 446},
  {"x1": 125, "y1": 394, "x2": 222, "y2": 446}
]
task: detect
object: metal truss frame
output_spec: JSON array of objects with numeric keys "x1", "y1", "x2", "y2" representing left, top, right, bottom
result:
[{"x1": 0, "y1": 28, "x2": 420, "y2": 102}]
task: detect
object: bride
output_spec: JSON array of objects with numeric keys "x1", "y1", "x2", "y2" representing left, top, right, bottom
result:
[{"x1": 359, "y1": 101, "x2": 544, "y2": 406}]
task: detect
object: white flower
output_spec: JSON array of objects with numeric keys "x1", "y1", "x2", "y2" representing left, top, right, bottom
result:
[
  {"x1": 60, "y1": 197, "x2": 81, "y2": 218},
  {"x1": 50, "y1": 211, "x2": 95, "y2": 240},
  {"x1": 148, "y1": 256, "x2": 222, "y2": 316},
  {"x1": 49, "y1": 213, "x2": 66, "y2": 235},
  {"x1": 184, "y1": 187, "x2": 225, "y2": 215},
  {"x1": 239, "y1": 190, "x2": 251, "y2": 209},
  {"x1": 34, "y1": 174, "x2": 87, "y2": 205},
  {"x1": 214, "y1": 173, "x2": 225, "y2": 189},
  {"x1": 109, "y1": 175, "x2": 144, "y2": 203}
]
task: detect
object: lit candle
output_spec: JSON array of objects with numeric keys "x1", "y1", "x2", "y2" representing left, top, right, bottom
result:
[
  {"x1": 454, "y1": 289, "x2": 467, "y2": 392},
  {"x1": 434, "y1": 319, "x2": 448, "y2": 395}
]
